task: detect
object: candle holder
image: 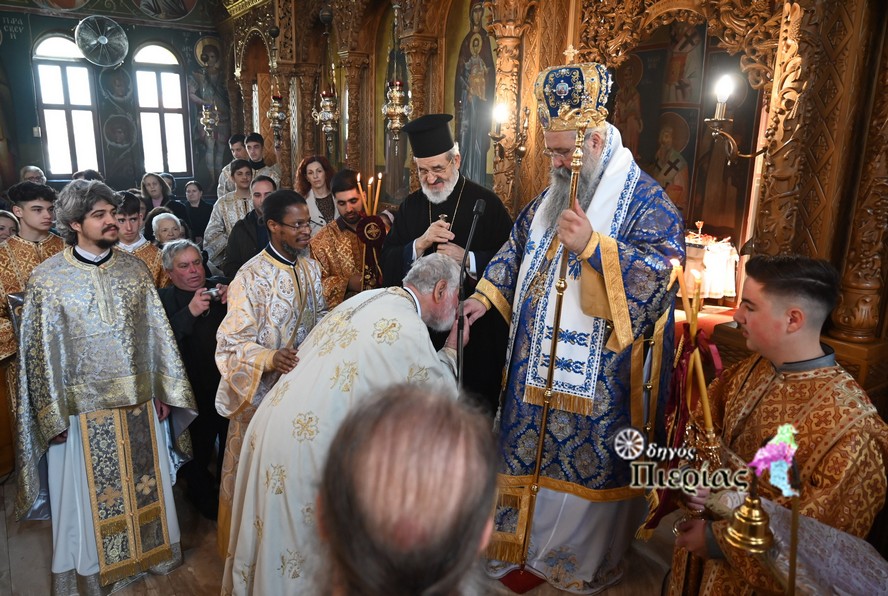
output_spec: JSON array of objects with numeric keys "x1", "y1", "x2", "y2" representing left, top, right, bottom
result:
[
  {"x1": 515, "y1": 106, "x2": 530, "y2": 168},
  {"x1": 267, "y1": 95, "x2": 287, "y2": 149},
  {"x1": 381, "y1": 80, "x2": 412, "y2": 147},
  {"x1": 705, "y1": 74, "x2": 765, "y2": 164},
  {"x1": 200, "y1": 103, "x2": 218, "y2": 135},
  {"x1": 313, "y1": 90, "x2": 340, "y2": 157}
]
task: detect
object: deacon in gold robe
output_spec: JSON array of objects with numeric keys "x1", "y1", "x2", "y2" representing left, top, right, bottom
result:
[
  {"x1": 309, "y1": 168, "x2": 377, "y2": 308},
  {"x1": 15, "y1": 180, "x2": 197, "y2": 594},
  {"x1": 215, "y1": 190, "x2": 326, "y2": 558},
  {"x1": 222, "y1": 254, "x2": 463, "y2": 596},
  {"x1": 115, "y1": 190, "x2": 170, "y2": 288},
  {"x1": 671, "y1": 255, "x2": 888, "y2": 595},
  {"x1": 0, "y1": 181, "x2": 65, "y2": 474}
]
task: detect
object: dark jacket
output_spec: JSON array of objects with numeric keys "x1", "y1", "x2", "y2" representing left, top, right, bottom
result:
[{"x1": 224, "y1": 210, "x2": 266, "y2": 279}]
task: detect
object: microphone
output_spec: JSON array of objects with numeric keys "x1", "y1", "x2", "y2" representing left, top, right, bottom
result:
[
  {"x1": 457, "y1": 198, "x2": 486, "y2": 389},
  {"x1": 473, "y1": 198, "x2": 486, "y2": 216}
]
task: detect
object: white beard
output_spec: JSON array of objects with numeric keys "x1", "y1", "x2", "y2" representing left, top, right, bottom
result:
[
  {"x1": 426, "y1": 294, "x2": 458, "y2": 332},
  {"x1": 539, "y1": 150, "x2": 604, "y2": 229},
  {"x1": 421, "y1": 174, "x2": 459, "y2": 205}
]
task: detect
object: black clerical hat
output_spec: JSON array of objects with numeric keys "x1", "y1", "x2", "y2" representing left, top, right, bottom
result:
[{"x1": 403, "y1": 114, "x2": 455, "y2": 158}]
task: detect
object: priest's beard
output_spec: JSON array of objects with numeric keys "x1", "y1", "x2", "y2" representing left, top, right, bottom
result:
[
  {"x1": 427, "y1": 292, "x2": 459, "y2": 333},
  {"x1": 421, "y1": 174, "x2": 460, "y2": 205},
  {"x1": 539, "y1": 149, "x2": 604, "y2": 229}
]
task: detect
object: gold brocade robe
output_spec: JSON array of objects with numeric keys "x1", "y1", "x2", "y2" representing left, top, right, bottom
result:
[
  {"x1": 670, "y1": 354, "x2": 888, "y2": 595},
  {"x1": 214, "y1": 248, "x2": 327, "y2": 557},
  {"x1": 15, "y1": 249, "x2": 197, "y2": 583},
  {"x1": 204, "y1": 192, "x2": 252, "y2": 268},
  {"x1": 0, "y1": 233, "x2": 65, "y2": 360},
  {"x1": 121, "y1": 242, "x2": 171, "y2": 288},
  {"x1": 309, "y1": 219, "x2": 364, "y2": 308}
]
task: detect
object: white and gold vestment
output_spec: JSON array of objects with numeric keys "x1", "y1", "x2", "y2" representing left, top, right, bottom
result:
[
  {"x1": 221, "y1": 286, "x2": 457, "y2": 595},
  {"x1": 15, "y1": 248, "x2": 196, "y2": 592},
  {"x1": 214, "y1": 247, "x2": 326, "y2": 557}
]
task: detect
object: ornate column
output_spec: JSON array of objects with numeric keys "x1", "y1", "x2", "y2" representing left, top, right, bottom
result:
[
  {"x1": 338, "y1": 51, "x2": 369, "y2": 171},
  {"x1": 753, "y1": 1, "x2": 820, "y2": 255},
  {"x1": 293, "y1": 63, "x2": 320, "y2": 159},
  {"x1": 486, "y1": 1, "x2": 538, "y2": 213},
  {"x1": 830, "y1": 5, "x2": 888, "y2": 343},
  {"x1": 238, "y1": 76, "x2": 255, "y2": 132},
  {"x1": 400, "y1": 34, "x2": 437, "y2": 119},
  {"x1": 274, "y1": 65, "x2": 295, "y2": 188}
]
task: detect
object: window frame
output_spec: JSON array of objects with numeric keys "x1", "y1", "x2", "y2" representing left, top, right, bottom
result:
[
  {"x1": 32, "y1": 34, "x2": 103, "y2": 180},
  {"x1": 133, "y1": 42, "x2": 192, "y2": 176}
]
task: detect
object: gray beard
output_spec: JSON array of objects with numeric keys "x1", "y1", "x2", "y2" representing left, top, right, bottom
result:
[
  {"x1": 421, "y1": 174, "x2": 460, "y2": 205},
  {"x1": 539, "y1": 151, "x2": 603, "y2": 229}
]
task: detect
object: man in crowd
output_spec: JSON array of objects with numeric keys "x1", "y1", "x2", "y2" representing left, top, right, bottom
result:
[
  {"x1": 244, "y1": 132, "x2": 281, "y2": 187},
  {"x1": 671, "y1": 255, "x2": 888, "y2": 594},
  {"x1": 116, "y1": 191, "x2": 170, "y2": 287},
  {"x1": 223, "y1": 254, "x2": 467, "y2": 595},
  {"x1": 463, "y1": 62, "x2": 685, "y2": 592},
  {"x1": 15, "y1": 179, "x2": 196, "y2": 591},
  {"x1": 0, "y1": 182, "x2": 65, "y2": 439},
  {"x1": 318, "y1": 385, "x2": 497, "y2": 595},
  {"x1": 216, "y1": 134, "x2": 249, "y2": 198},
  {"x1": 19, "y1": 165, "x2": 46, "y2": 184},
  {"x1": 215, "y1": 189, "x2": 326, "y2": 558},
  {"x1": 72, "y1": 169, "x2": 104, "y2": 181},
  {"x1": 204, "y1": 158, "x2": 253, "y2": 273},
  {"x1": 159, "y1": 239, "x2": 230, "y2": 521},
  {"x1": 223, "y1": 174, "x2": 277, "y2": 278},
  {"x1": 382, "y1": 113, "x2": 513, "y2": 412},
  {"x1": 309, "y1": 168, "x2": 375, "y2": 308}
]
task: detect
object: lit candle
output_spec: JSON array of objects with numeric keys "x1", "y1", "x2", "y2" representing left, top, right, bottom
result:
[
  {"x1": 357, "y1": 172, "x2": 365, "y2": 205},
  {"x1": 366, "y1": 176, "x2": 374, "y2": 214},
  {"x1": 668, "y1": 258, "x2": 680, "y2": 291},
  {"x1": 374, "y1": 172, "x2": 383, "y2": 215}
]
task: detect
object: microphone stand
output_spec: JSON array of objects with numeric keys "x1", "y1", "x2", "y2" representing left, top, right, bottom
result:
[{"x1": 457, "y1": 199, "x2": 485, "y2": 389}]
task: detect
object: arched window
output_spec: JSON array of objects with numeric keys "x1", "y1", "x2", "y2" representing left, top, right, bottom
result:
[
  {"x1": 134, "y1": 44, "x2": 189, "y2": 174},
  {"x1": 32, "y1": 36, "x2": 100, "y2": 177}
]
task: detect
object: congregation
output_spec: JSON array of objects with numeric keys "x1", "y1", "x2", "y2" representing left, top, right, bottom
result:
[{"x1": 0, "y1": 60, "x2": 886, "y2": 596}]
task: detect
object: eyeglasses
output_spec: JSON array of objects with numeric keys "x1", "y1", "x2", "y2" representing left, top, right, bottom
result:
[
  {"x1": 25, "y1": 176, "x2": 46, "y2": 183},
  {"x1": 277, "y1": 220, "x2": 312, "y2": 230},
  {"x1": 417, "y1": 159, "x2": 454, "y2": 179},
  {"x1": 542, "y1": 147, "x2": 573, "y2": 160}
]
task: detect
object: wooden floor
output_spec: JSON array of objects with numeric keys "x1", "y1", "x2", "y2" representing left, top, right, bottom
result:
[{"x1": 0, "y1": 473, "x2": 678, "y2": 595}]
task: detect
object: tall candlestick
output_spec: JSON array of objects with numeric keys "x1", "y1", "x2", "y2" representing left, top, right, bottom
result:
[
  {"x1": 672, "y1": 260, "x2": 693, "y2": 319},
  {"x1": 357, "y1": 173, "x2": 366, "y2": 205},
  {"x1": 374, "y1": 172, "x2": 383, "y2": 215}
]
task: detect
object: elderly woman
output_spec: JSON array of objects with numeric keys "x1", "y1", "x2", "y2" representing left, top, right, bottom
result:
[
  {"x1": 295, "y1": 155, "x2": 336, "y2": 237},
  {"x1": 140, "y1": 172, "x2": 189, "y2": 240},
  {"x1": 152, "y1": 212, "x2": 185, "y2": 247},
  {"x1": 0, "y1": 210, "x2": 19, "y2": 242}
]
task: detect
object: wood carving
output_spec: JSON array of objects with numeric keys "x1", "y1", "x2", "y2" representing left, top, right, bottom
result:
[
  {"x1": 400, "y1": 35, "x2": 437, "y2": 120},
  {"x1": 753, "y1": 2, "x2": 816, "y2": 255},
  {"x1": 486, "y1": 0, "x2": 538, "y2": 213},
  {"x1": 338, "y1": 51, "x2": 370, "y2": 171},
  {"x1": 293, "y1": 63, "x2": 321, "y2": 158}
]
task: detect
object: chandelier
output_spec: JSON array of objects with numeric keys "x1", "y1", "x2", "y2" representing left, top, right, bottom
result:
[
  {"x1": 200, "y1": 103, "x2": 218, "y2": 135},
  {"x1": 312, "y1": 0, "x2": 339, "y2": 157},
  {"x1": 380, "y1": 2, "x2": 412, "y2": 150},
  {"x1": 266, "y1": 26, "x2": 287, "y2": 148}
]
